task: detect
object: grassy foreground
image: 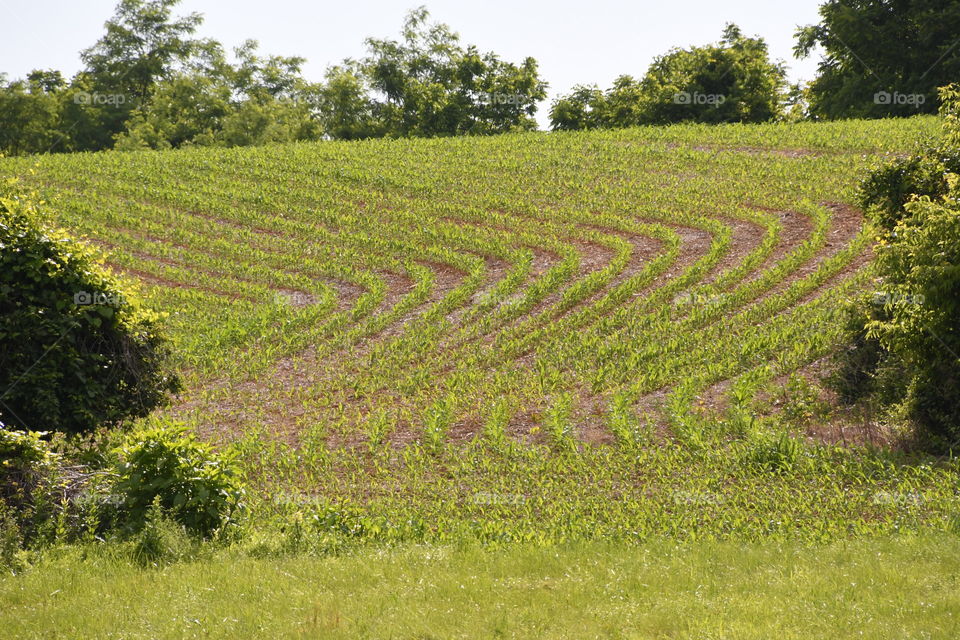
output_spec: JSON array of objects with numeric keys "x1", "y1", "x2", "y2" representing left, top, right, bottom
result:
[{"x1": 3, "y1": 536, "x2": 959, "y2": 639}]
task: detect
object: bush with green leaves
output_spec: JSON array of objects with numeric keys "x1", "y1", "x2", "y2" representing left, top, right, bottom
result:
[
  {"x1": 859, "y1": 85, "x2": 960, "y2": 230},
  {"x1": 858, "y1": 147, "x2": 960, "y2": 231},
  {"x1": 0, "y1": 179, "x2": 180, "y2": 435},
  {"x1": 113, "y1": 423, "x2": 244, "y2": 537},
  {"x1": 0, "y1": 427, "x2": 56, "y2": 519},
  {"x1": 0, "y1": 498, "x2": 26, "y2": 572},
  {"x1": 0, "y1": 424, "x2": 68, "y2": 548},
  {"x1": 864, "y1": 189, "x2": 960, "y2": 444},
  {"x1": 131, "y1": 496, "x2": 197, "y2": 566},
  {"x1": 835, "y1": 85, "x2": 960, "y2": 447}
]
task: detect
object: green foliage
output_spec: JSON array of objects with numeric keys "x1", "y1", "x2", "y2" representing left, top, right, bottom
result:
[
  {"x1": 743, "y1": 432, "x2": 805, "y2": 473},
  {"x1": 0, "y1": 75, "x2": 64, "y2": 155},
  {"x1": 423, "y1": 395, "x2": 454, "y2": 453},
  {"x1": 543, "y1": 392, "x2": 575, "y2": 452},
  {"x1": 550, "y1": 24, "x2": 786, "y2": 130},
  {"x1": 114, "y1": 73, "x2": 231, "y2": 150},
  {"x1": 859, "y1": 146, "x2": 960, "y2": 231},
  {"x1": 1, "y1": 2, "x2": 546, "y2": 154},
  {"x1": 359, "y1": 7, "x2": 547, "y2": 137},
  {"x1": 0, "y1": 424, "x2": 66, "y2": 549},
  {"x1": 316, "y1": 65, "x2": 384, "y2": 140},
  {"x1": 113, "y1": 423, "x2": 244, "y2": 537},
  {"x1": 837, "y1": 85, "x2": 960, "y2": 446},
  {"x1": 778, "y1": 374, "x2": 831, "y2": 429},
  {"x1": 795, "y1": 0, "x2": 960, "y2": 119},
  {"x1": 483, "y1": 399, "x2": 510, "y2": 446},
  {"x1": 131, "y1": 496, "x2": 196, "y2": 566},
  {"x1": 548, "y1": 85, "x2": 606, "y2": 131},
  {"x1": 0, "y1": 499, "x2": 26, "y2": 572},
  {"x1": 864, "y1": 191, "x2": 960, "y2": 444},
  {"x1": 828, "y1": 299, "x2": 888, "y2": 404},
  {"x1": 78, "y1": 0, "x2": 206, "y2": 141},
  {"x1": 0, "y1": 181, "x2": 180, "y2": 434},
  {"x1": 116, "y1": 39, "x2": 322, "y2": 150},
  {"x1": 641, "y1": 24, "x2": 786, "y2": 125},
  {"x1": 0, "y1": 426, "x2": 58, "y2": 522},
  {"x1": 858, "y1": 85, "x2": 960, "y2": 230},
  {"x1": 0, "y1": 427, "x2": 52, "y2": 468}
]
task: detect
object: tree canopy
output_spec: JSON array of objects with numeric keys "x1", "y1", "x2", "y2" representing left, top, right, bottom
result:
[
  {"x1": 795, "y1": 0, "x2": 960, "y2": 119},
  {"x1": 0, "y1": 3, "x2": 547, "y2": 155},
  {"x1": 549, "y1": 24, "x2": 786, "y2": 131}
]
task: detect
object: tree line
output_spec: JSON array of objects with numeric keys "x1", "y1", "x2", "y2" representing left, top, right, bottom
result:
[{"x1": 1, "y1": 0, "x2": 958, "y2": 155}]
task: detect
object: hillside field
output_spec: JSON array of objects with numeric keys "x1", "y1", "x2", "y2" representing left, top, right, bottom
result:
[{"x1": 3, "y1": 116, "x2": 960, "y2": 637}]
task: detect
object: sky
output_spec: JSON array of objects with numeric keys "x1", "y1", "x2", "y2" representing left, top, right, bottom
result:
[{"x1": 1, "y1": 0, "x2": 826, "y2": 128}]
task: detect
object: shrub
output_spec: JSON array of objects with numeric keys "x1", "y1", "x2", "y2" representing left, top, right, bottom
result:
[
  {"x1": 0, "y1": 425, "x2": 52, "y2": 468},
  {"x1": 828, "y1": 300, "x2": 889, "y2": 405},
  {"x1": 858, "y1": 84, "x2": 960, "y2": 230},
  {"x1": 858, "y1": 145, "x2": 960, "y2": 231},
  {"x1": 0, "y1": 424, "x2": 120, "y2": 548},
  {"x1": 863, "y1": 191, "x2": 960, "y2": 445},
  {"x1": 0, "y1": 179, "x2": 180, "y2": 435},
  {"x1": 835, "y1": 84, "x2": 960, "y2": 447},
  {"x1": 113, "y1": 423, "x2": 244, "y2": 537},
  {"x1": 0, "y1": 425, "x2": 61, "y2": 542},
  {"x1": 0, "y1": 499, "x2": 26, "y2": 572},
  {"x1": 131, "y1": 497, "x2": 196, "y2": 566}
]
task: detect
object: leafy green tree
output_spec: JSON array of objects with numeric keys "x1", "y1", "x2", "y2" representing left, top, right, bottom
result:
[
  {"x1": 80, "y1": 0, "x2": 205, "y2": 102},
  {"x1": 0, "y1": 74, "x2": 64, "y2": 155},
  {"x1": 795, "y1": 0, "x2": 960, "y2": 119},
  {"x1": 641, "y1": 24, "x2": 786, "y2": 125},
  {"x1": 864, "y1": 184, "x2": 960, "y2": 444},
  {"x1": 602, "y1": 76, "x2": 649, "y2": 128},
  {"x1": 549, "y1": 78, "x2": 649, "y2": 131},
  {"x1": 316, "y1": 65, "x2": 384, "y2": 140},
  {"x1": 3, "y1": 2, "x2": 547, "y2": 153},
  {"x1": 217, "y1": 97, "x2": 320, "y2": 147},
  {"x1": 115, "y1": 72, "x2": 231, "y2": 150},
  {"x1": 549, "y1": 25, "x2": 785, "y2": 130},
  {"x1": 359, "y1": 7, "x2": 547, "y2": 137},
  {"x1": 76, "y1": 0, "x2": 209, "y2": 146},
  {"x1": 548, "y1": 85, "x2": 605, "y2": 131},
  {"x1": 116, "y1": 40, "x2": 322, "y2": 149}
]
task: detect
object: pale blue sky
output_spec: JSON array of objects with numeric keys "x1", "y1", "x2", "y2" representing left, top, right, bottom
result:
[{"x1": 2, "y1": 0, "x2": 825, "y2": 127}]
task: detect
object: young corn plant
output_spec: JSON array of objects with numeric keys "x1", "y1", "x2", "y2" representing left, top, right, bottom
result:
[
  {"x1": 608, "y1": 390, "x2": 643, "y2": 448},
  {"x1": 544, "y1": 392, "x2": 577, "y2": 453},
  {"x1": 423, "y1": 395, "x2": 454, "y2": 454},
  {"x1": 483, "y1": 399, "x2": 510, "y2": 448}
]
